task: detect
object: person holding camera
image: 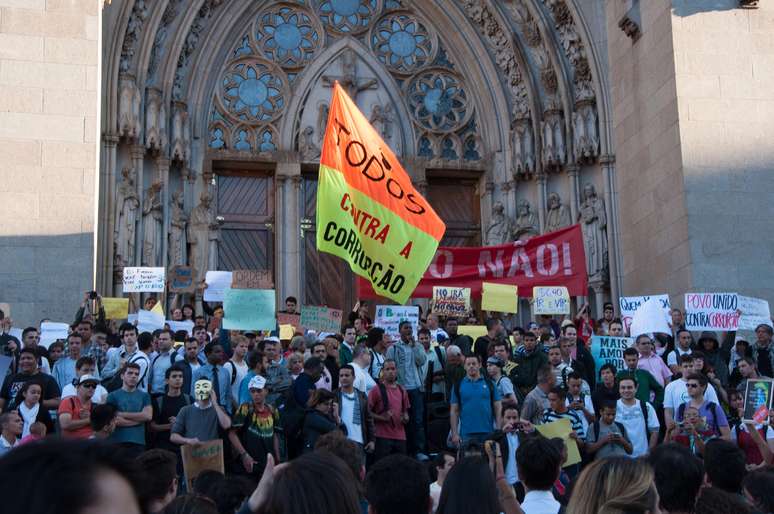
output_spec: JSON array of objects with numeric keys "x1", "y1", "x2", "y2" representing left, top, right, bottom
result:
[{"x1": 487, "y1": 403, "x2": 535, "y2": 503}]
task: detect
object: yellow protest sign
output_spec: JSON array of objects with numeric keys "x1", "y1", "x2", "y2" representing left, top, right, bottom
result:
[
  {"x1": 150, "y1": 300, "x2": 164, "y2": 317},
  {"x1": 316, "y1": 82, "x2": 445, "y2": 304},
  {"x1": 533, "y1": 286, "x2": 570, "y2": 315},
  {"x1": 481, "y1": 282, "x2": 518, "y2": 313},
  {"x1": 536, "y1": 418, "x2": 581, "y2": 467},
  {"x1": 279, "y1": 324, "x2": 295, "y2": 340},
  {"x1": 457, "y1": 325, "x2": 487, "y2": 339},
  {"x1": 102, "y1": 297, "x2": 129, "y2": 319}
]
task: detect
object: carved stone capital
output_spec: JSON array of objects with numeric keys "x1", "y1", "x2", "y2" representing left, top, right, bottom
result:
[
  {"x1": 103, "y1": 133, "x2": 119, "y2": 146},
  {"x1": 130, "y1": 145, "x2": 145, "y2": 161},
  {"x1": 566, "y1": 164, "x2": 580, "y2": 177},
  {"x1": 599, "y1": 154, "x2": 616, "y2": 165},
  {"x1": 501, "y1": 181, "x2": 512, "y2": 192},
  {"x1": 291, "y1": 175, "x2": 303, "y2": 188}
]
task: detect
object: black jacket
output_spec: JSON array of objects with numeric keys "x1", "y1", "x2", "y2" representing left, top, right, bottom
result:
[
  {"x1": 334, "y1": 388, "x2": 375, "y2": 445},
  {"x1": 302, "y1": 409, "x2": 344, "y2": 452}
]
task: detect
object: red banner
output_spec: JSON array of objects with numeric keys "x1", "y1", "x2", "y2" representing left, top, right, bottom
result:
[{"x1": 358, "y1": 224, "x2": 588, "y2": 299}]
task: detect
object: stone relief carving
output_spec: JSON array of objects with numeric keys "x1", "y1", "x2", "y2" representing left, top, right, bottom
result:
[
  {"x1": 144, "y1": 88, "x2": 167, "y2": 152},
  {"x1": 171, "y1": 102, "x2": 191, "y2": 164},
  {"x1": 322, "y1": 49, "x2": 378, "y2": 103},
  {"x1": 299, "y1": 126, "x2": 320, "y2": 162},
  {"x1": 369, "y1": 104, "x2": 394, "y2": 145},
  {"x1": 142, "y1": 182, "x2": 163, "y2": 266},
  {"x1": 513, "y1": 199, "x2": 539, "y2": 240},
  {"x1": 541, "y1": 110, "x2": 566, "y2": 168},
  {"x1": 118, "y1": 75, "x2": 142, "y2": 140},
  {"x1": 168, "y1": 190, "x2": 187, "y2": 268},
  {"x1": 147, "y1": 0, "x2": 184, "y2": 84},
  {"x1": 545, "y1": 192, "x2": 571, "y2": 233},
  {"x1": 485, "y1": 201, "x2": 514, "y2": 246},
  {"x1": 114, "y1": 167, "x2": 139, "y2": 268},
  {"x1": 173, "y1": 0, "x2": 225, "y2": 100},
  {"x1": 511, "y1": 119, "x2": 535, "y2": 176},
  {"x1": 579, "y1": 183, "x2": 608, "y2": 280},
  {"x1": 572, "y1": 101, "x2": 599, "y2": 163},
  {"x1": 119, "y1": 0, "x2": 150, "y2": 73},
  {"x1": 317, "y1": 103, "x2": 329, "y2": 143},
  {"x1": 188, "y1": 191, "x2": 221, "y2": 282}
]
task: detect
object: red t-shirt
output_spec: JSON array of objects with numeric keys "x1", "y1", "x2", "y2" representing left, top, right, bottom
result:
[
  {"x1": 367, "y1": 384, "x2": 410, "y2": 441},
  {"x1": 57, "y1": 396, "x2": 93, "y2": 439}
]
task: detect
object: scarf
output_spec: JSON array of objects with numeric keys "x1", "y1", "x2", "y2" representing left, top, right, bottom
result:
[
  {"x1": 342, "y1": 391, "x2": 361, "y2": 426},
  {"x1": 18, "y1": 402, "x2": 39, "y2": 438}
]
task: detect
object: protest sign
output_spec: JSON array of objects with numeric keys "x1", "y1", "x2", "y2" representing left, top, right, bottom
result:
[
  {"x1": 138, "y1": 309, "x2": 165, "y2": 333},
  {"x1": 618, "y1": 294, "x2": 670, "y2": 333},
  {"x1": 374, "y1": 305, "x2": 419, "y2": 339},
  {"x1": 40, "y1": 322, "x2": 69, "y2": 349},
  {"x1": 204, "y1": 271, "x2": 232, "y2": 302},
  {"x1": 169, "y1": 266, "x2": 195, "y2": 293},
  {"x1": 300, "y1": 306, "x2": 343, "y2": 333},
  {"x1": 167, "y1": 320, "x2": 194, "y2": 336},
  {"x1": 317, "y1": 82, "x2": 445, "y2": 304},
  {"x1": 589, "y1": 335, "x2": 634, "y2": 380},
  {"x1": 536, "y1": 418, "x2": 581, "y2": 467},
  {"x1": 122, "y1": 267, "x2": 165, "y2": 292},
  {"x1": 457, "y1": 325, "x2": 487, "y2": 339},
  {"x1": 684, "y1": 292, "x2": 740, "y2": 331},
  {"x1": 0, "y1": 356, "x2": 12, "y2": 382},
  {"x1": 743, "y1": 379, "x2": 774, "y2": 424},
  {"x1": 629, "y1": 297, "x2": 671, "y2": 338},
  {"x1": 739, "y1": 296, "x2": 773, "y2": 330},
  {"x1": 102, "y1": 297, "x2": 129, "y2": 319},
  {"x1": 277, "y1": 312, "x2": 301, "y2": 329},
  {"x1": 481, "y1": 282, "x2": 518, "y2": 313},
  {"x1": 231, "y1": 270, "x2": 273, "y2": 289},
  {"x1": 223, "y1": 289, "x2": 276, "y2": 331},
  {"x1": 181, "y1": 440, "x2": 225, "y2": 491},
  {"x1": 432, "y1": 286, "x2": 471, "y2": 317},
  {"x1": 532, "y1": 286, "x2": 570, "y2": 315},
  {"x1": 279, "y1": 324, "x2": 295, "y2": 340},
  {"x1": 358, "y1": 224, "x2": 588, "y2": 298}
]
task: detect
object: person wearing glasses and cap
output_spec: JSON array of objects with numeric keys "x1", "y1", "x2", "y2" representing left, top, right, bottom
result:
[
  {"x1": 229, "y1": 375, "x2": 280, "y2": 478},
  {"x1": 58, "y1": 374, "x2": 100, "y2": 439}
]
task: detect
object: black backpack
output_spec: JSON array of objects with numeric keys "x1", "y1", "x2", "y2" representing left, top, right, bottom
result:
[
  {"x1": 103, "y1": 352, "x2": 149, "y2": 392},
  {"x1": 377, "y1": 382, "x2": 405, "y2": 414},
  {"x1": 453, "y1": 376, "x2": 496, "y2": 419}
]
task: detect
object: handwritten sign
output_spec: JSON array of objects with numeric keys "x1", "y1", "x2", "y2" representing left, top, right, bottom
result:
[
  {"x1": 432, "y1": 286, "x2": 471, "y2": 317},
  {"x1": 181, "y1": 440, "x2": 225, "y2": 491},
  {"x1": 619, "y1": 295, "x2": 670, "y2": 332},
  {"x1": 532, "y1": 286, "x2": 570, "y2": 315},
  {"x1": 481, "y1": 282, "x2": 518, "y2": 314},
  {"x1": 743, "y1": 379, "x2": 774, "y2": 424},
  {"x1": 137, "y1": 309, "x2": 165, "y2": 333},
  {"x1": 231, "y1": 270, "x2": 273, "y2": 289},
  {"x1": 102, "y1": 297, "x2": 129, "y2": 320},
  {"x1": 166, "y1": 320, "x2": 195, "y2": 336},
  {"x1": 223, "y1": 289, "x2": 276, "y2": 331},
  {"x1": 204, "y1": 271, "x2": 232, "y2": 302},
  {"x1": 536, "y1": 418, "x2": 581, "y2": 467},
  {"x1": 739, "y1": 296, "x2": 773, "y2": 330},
  {"x1": 277, "y1": 312, "x2": 301, "y2": 329},
  {"x1": 300, "y1": 306, "x2": 343, "y2": 333},
  {"x1": 122, "y1": 267, "x2": 165, "y2": 292},
  {"x1": 629, "y1": 297, "x2": 671, "y2": 338},
  {"x1": 685, "y1": 292, "x2": 740, "y2": 331},
  {"x1": 40, "y1": 322, "x2": 70, "y2": 349},
  {"x1": 589, "y1": 335, "x2": 634, "y2": 379},
  {"x1": 375, "y1": 305, "x2": 419, "y2": 340},
  {"x1": 169, "y1": 266, "x2": 195, "y2": 293}
]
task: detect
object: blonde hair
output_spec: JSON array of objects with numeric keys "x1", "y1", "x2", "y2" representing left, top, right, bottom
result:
[{"x1": 567, "y1": 457, "x2": 658, "y2": 514}]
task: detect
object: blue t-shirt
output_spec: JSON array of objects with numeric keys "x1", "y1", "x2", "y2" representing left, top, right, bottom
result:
[
  {"x1": 107, "y1": 388, "x2": 151, "y2": 446},
  {"x1": 451, "y1": 376, "x2": 501, "y2": 436}
]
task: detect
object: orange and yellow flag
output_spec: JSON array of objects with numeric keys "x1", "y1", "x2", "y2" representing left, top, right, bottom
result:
[{"x1": 317, "y1": 82, "x2": 445, "y2": 304}]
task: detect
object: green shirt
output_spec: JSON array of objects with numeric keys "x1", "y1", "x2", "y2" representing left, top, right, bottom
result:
[{"x1": 616, "y1": 368, "x2": 664, "y2": 405}]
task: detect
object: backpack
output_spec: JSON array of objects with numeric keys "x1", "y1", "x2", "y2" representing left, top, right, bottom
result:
[
  {"x1": 224, "y1": 360, "x2": 239, "y2": 385},
  {"x1": 156, "y1": 392, "x2": 191, "y2": 414},
  {"x1": 678, "y1": 402, "x2": 721, "y2": 435},
  {"x1": 453, "y1": 376, "x2": 495, "y2": 418},
  {"x1": 103, "y1": 352, "x2": 149, "y2": 392},
  {"x1": 377, "y1": 382, "x2": 406, "y2": 414}
]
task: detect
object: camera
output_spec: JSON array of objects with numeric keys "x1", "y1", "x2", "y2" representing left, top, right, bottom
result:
[{"x1": 88, "y1": 291, "x2": 98, "y2": 300}]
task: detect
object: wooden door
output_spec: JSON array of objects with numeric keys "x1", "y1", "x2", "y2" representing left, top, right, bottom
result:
[
  {"x1": 427, "y1": 176, "x2": 481, "y2": 246},
  {"x1": 215, "y1": 172, "x2": 274, "y2": 274},
  {"x1": 300, "y1": 175, "x2": 354, "y2": 311}
]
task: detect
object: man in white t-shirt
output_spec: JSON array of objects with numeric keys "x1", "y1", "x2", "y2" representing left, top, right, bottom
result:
[
  {"x1": 615, "y1": 376, "x2": 659, "y2": 457},
  {"x1": 664, "y1": 354, "x2": 719, "y2": 428},
  {"x1": 429, "y1": 451, "x2": 455, "y2": 512},
  {"x1": 666, "y1": 329, "x2": 694, "y2": 374},
  {"x1": 61, "y1": 356, "x2": 108, "y2": 404},
  {"x1": 224, "y1": 335, "x2": 250, "y2": 406},
  {"x1": 334, "y1": 365, "x2": 374, "y2": 453},
  {"x1": 427, "y1": 314, "x2": 449, "y2": 344},
  {"x1": 351, "y1": 344, "x2": 376, "y2": 395}
]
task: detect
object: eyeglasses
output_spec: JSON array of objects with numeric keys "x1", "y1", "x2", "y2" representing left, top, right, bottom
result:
[{"x1": 81, "y1": 383, "x2": 97, "y2": 389}]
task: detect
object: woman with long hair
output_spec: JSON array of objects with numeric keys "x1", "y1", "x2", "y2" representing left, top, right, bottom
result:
[
  {"x1": 436, "y1": 453, "x2": 521, "y2": 514},
  {"x1": 13, "y1": 381, "x2": 53, "y2": 438},
  {"x1": 302, "y1": 389, "x2": 343, "y2": 452},
  {"x1": 566, "y1": 457, "x2": 659, "y2": 514}
]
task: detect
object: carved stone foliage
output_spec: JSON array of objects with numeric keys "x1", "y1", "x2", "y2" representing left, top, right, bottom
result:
[
  {"x1": 171, "y1": 101, "x2": 191, "y2": 163},
  {"x1": 147, "y1": 0, "x2": 184, "y2": 84},
  {"x1": 118, "y1": 74, "x2": 142, "y2": 140},
  {"x1": 144, "y1": 88, "x2": 167, "y2": 152},
  {"x1": 119, "y1": 0, "x2": 150, "y2": 73},
  {"x1": 572, "y1": 100, "x2": 599, "y2": 163},
  {"x1": 173, "y1": 0, "x2": 225, "y2": 101},
  {"x1": 540, "y1": 110, "x2": 565, "y2": 168},
  {"x1": 511, "y1": 118, "x2": 534, "y2": 176}
]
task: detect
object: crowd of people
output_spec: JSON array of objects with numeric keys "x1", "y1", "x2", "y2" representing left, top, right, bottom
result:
[{"x1": 1, "y1": 294, "x2": 774, "y2": 514}]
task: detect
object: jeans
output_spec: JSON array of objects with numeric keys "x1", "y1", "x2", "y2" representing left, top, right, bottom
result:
[
  {"x1": 407, "y1": 388, "x2": 426, "y2": 455},
  {"x1": 374, "y1": 437, "x2": 407, "y2": 461}
]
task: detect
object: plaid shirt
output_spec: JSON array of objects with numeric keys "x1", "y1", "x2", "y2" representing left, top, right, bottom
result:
[{"x1": 83, "y1": 342, "x2": 107, "y2": 373}]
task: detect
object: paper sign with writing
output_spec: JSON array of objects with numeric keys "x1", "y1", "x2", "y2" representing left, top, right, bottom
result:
[
  {"x1": 743, "y1": 379, "x2": 774, "y2": 424},
  {"x1": 137, "y1": 309, "x2": 165, "y2": 333},
  {"x1": 122, "y1": 267, "x2": 165, "y2": 292},
  {"x1": 589, "y1": 335, "x2": 634, "y2": 381},
  {"x1": 40, "y1": 322, "x2": 70, "y2": 349},
  {"x1": 181, "y1": 440, "x2": 225, "y2": 491},
  {"x1": 166, "y1": 320, "x2": 195, "y2": 336},
  {"x1": 532, "y1": 286, "x2": 570, "y2": 315},
  {"x1": 457, "y1": 325, "x2": 487, "y2": 339},
  {"x1": 432, "y1": 286, "x2": 471, "y2": 317},
  {"x1": 684, "y1": 292, "x2": 740, "y2": 331},
  {"x1": 300, "y1": 306, "x2": 343, "y2": 333},
  {"x1": 223, "y1": 289, "x2": 276, "y2": 331},
  {"x1": 535, "y1": 418, "x2": 581, "y2": 467},
  {"x1": 277, "y1": 312, "x2": 301, "y2": 329},
  {"x1": 629, "y1": 297, "x2": 671, "y2": 338},
  {"x1": 231, "y1": 270, "x2": 273, "y2": 289},
  {"x1": 102, "y1": 297, "x2": 129, "y2": 320},
  {"x1": 204, "y1": 271, "x2": 233, "y2": 302},
  {"x1": 375, "y1": 305, "x2": 419, "y2": 340},
  {"x1": 169, "y1": 266, "x2": 195, "y2": 293},
  {"x1": 481, "y1": 282, "x2": 518, "y2": 314},
  {"x1": 619, "y1": 294, "x2": 671, "y2": 333},
  {"x1": 739, "y1": 296, "x2": 773, "y2": 330}
]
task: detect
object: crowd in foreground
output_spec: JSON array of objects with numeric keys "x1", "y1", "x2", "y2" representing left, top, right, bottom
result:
[{"x1": 1, "y1": 295, "x2": 774, "y2": 513}]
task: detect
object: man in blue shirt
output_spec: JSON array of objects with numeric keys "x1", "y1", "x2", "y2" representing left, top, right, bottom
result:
[
  {"x1": 450, "y1": 354, "x2": 502, "y2": 447},
  {"x1": 191, "y1": 342, "x2": 233, "y2": 414},
  {"x1": 149, "y1": 329, "x2": 178, "y2": 396},
  {"x1": 106, "y1": 361, "x2": 152, "y2": 457}
]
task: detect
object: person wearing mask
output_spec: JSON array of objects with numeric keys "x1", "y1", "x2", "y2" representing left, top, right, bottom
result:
[
  {"x1": 229, "y1": 375, "x2": 280, "y2": 479},
  {"x1": 340, "y1": 325, "x2": 357, "y2": 366},
  {"x1": 615, "y1": 377, "x2": 659, "y2": 458},
  {"x1": 367, "y1": 359, "x2": 410, "y2": 461},
  {"x1": 487, "y1": 404, "x2": 535, "y2": 503},
  {"x1": 0, "y1": 411, "x2": 23, "y2": 456},
  {"x1": 521, "y1": 365, "x2": 555, "y2": 425},
  {"x1": 334, "y1": 364, "x2": 375, "y2": 455},
  {"x1": 106, "y1": 362, "x2": 153, "y2": 457},
  {"x1": 150, "y1": 365, "x2": 191, "y2": 454},
  {"x1": 0, "y1": 347, "x2": 60, "y2": 411},
  {"x1": 516, "y1": 435, "x2": 562, "y2": 514},
  {"x1": 617, "y1": 346, "x2": 664, "y2": 406},
  {"x1": 302, "y1": 388, "x2": 343, "y2": 453},
  {"x1": 635, "y1": 334, "x2": 672, "y2": 387},
  {"x1": 667, "y1": 329, "x2": 694, "y2": 374},
  {"x1": 149, "y1": 329, "x2": 178, "y2": 397},
  {"x1": 191, "y1": 342, "x2": 233, "y2": 414},
  {"x1": 385, "y1": 320, "x2": 427, "y2": 460},
  {"x1": 58, "y1": 374, "x2": 99, "y2": 439},
  {"x1": 664, "y1": 354, "x2": 719, "y2": 428},
  {"x1": 170, "y1": 378, "x2": 231, "y2": 446},
  {"x1": 513, "y1": 332, "x2": 548, "y2": 398},
  {"x1": 61, "y1": 356, "x2": 108, "y2": 404},
  {"x1": 591, "y1": 363, "x2": 619, "y2": 414},
  {"x1": 450, "y1": 354, "x2": 502, "y2": 447},
  {"x1": 52, "y1": 333, "x2": 85, "y2": 391},
  {"x1": 14, "y1": 381, "x2": 54, "y2": 438}
]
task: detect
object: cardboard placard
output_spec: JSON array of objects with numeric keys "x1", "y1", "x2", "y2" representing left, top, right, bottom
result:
[
  {"x1": 231, "y1": 270, "x2": 273, "y2": 289},
  {"x1": 181, "y1": 440, "x2": 225, "y2": 491},
  {"x1": 481, "y1": 282, "x2": 518, "y2": 314},
  {"x1": 619, "y1": 294, "x2": 671, "y2": 333},
  {"x1": 536, "y1": 418, "x2": 581, "y2": 467},
  {"x1": 629, "y1": 297, "x2": 671, "y2": 338},
  {"x1": 279, "y1": 324, "x2": 296, "y2": 340},
  {"x1": 39, "y1": 322, "x2": 70, "y2": 349},
  {"x1": 589, "y1": 335, "x2": 635, "y2": 379},
  {"x1": 122, "y1": 267, "x2": 165, "y2": 292},
  {"x1": 277, "y1": 312, "x2": 301, "y2": 329},
  {"x1": 204, "y1": 271, "x2": 233, "y2": 302},
  {"x1": 167, "y1": 320, "x2": 195, "y2": 336},
  {"x1": 432, "y1": 286, "x2": 471, "y2": 317},
  {"x1": 457, "y1": 325, "x2": 487, "y2": 339},
  {"x1": 743, "y1": 379, "x2": 774, "y2": 424},
  {"x1": 685, "y1": 292, "x2": 740, "y2": 331},
  {"x1": 532, "y1": 286, "x2": 570, "y2": 315},
  {"x1": 137, "y1": 309, "x2": 165, "y2": 333},
  {"x1": 102, "y1": 297, "x2": 130, "y2": 320},
  {"x1": 223, "y1": 289, "x2": 276, "y2": 331},
  {"x1": 374, "y1": 305, "x2": 419, "y2": 340},
  {"x1": 169, "y1": 266, "x2": 195, "y2": 293},
  {"x1": 739, "y1": 295, "x2": 773, "y2": 331},
  {"x1": 300, "y1": 306, "x2": 343, "y2": 333}
]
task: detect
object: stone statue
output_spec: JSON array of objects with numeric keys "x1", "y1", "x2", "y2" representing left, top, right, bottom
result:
[
  {"x1": 114, "y1": 167, "x2": 139, "y2": 267},
  {"x1": 579, "y1": 183, "x2": 608, "y2": 279},
  {"x1": 370, "y1": 103, "x2": 394, "y2": 145},
  {"x1": 317, "y1": 103, "x2": 329, "y2": 143},
  {"x1": 512, "y1": 199, "x2": 539, "y2": 241},
  {"x1": 545, "y1": 192, "x2": 571, "y2": 233},
  {"x1": 299, "y1": 126, "x2": 320, "y2": 162},
  {"x1": 141, "y1": 182, "x2": 163, "y2": 266},
  {"x1": 485, "y1": 202, "x2": 513, "y2": 246},
  {"x1": 168, "y1": 190, "x2": 187, "y2": 268},
  {"x1": 188, "y1": 192, "x2": 220, "y2": 281}
]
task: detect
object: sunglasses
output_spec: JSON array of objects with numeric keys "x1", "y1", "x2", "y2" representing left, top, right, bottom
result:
[{"x1": 81, "y1": 383, "x2": 97, "y2": 389}]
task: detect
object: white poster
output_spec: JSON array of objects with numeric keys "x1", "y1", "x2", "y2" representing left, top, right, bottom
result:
[
  {"x1": 374, "y1": 305, "x2": 419, "y2": 340},
  {"x1": 204, "y1": 271, "x2": 233, "y2": 302},
  {"x1": 122, "y1": 267, "x2": 166, "y2": 292},
  {"x1": 39, "y1": 322, "x2": 70, "y2": 349},
  {"x1": 739, "y1": 296, "x2": 773, "y2": 330},
  {"x1": 619, "y1": 294, "x2": 671, "y2": 333}
]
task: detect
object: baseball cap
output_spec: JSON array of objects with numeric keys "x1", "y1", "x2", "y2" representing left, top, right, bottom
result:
[
  {"x1": 487, "y1": 356, "x2": 504, "y2": 367},
  {"x1": 77, "y1": 374, "x2": 99, "y2": 386},
  {"x1": 248, "y1": 375, "x2": 267, "y2": 390}
]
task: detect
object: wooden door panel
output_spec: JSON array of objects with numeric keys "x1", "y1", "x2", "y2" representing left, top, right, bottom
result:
[
  {"x1": 218, "y1": 228, "x2": 272, "y2": 271},
  {"x1": 427, "y1": 178, "x2": 481, "y2": 247}
]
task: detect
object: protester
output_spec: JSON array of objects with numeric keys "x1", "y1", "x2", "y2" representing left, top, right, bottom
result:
[
  {"x1": 367, "y1": 359, "x2": 410, "y2": 460},
  {"x1": 58, "y1": 374, "x2": 99, "y2": 438},
  {"x1": 0, "y1": 347, "x2": 60, "y2": 411},
  {"x1": 615, "y1": 377, "x2": 659, "y2": 457},
  {"x1": 170, "y1": 378, "x2": 231, "y2": 446},
  {"x1": 229, "y1": 375, "x2": 279, "y2": 478},
  {"x1": 566, "y1": 457, "x2": 658, "y2": 514},
  {"x1": 664, "y1": 354, "x2": 719, "y2": 428},
  {"x1": 53, "y1": 332, "x2": 85, "y2": 390},
  {"x1": 487, "y1": 356, "x2": 517, "y2": 405},
  {"x1": 487, "y1": 404, "x2": 535, "y2": 502},
  {"x1": 310, "y1": 341, "x2": 333, "y2": 392},
  {"x1": 91, "y1": 403, "x2": 118, "y2": 439},
  {"x1": 351, "y1": 343, "x2": 377, "y2": 394},
  {"x1": 102, "y1": 323, "x2": 149, "y2": 388},
  {"x1": 137, "y1": 449, "x2": 178, "y2": 514},
  {"x1": 674, "y1": 373, "x2": 730, "y2": 440},
  {"x1": 106, "y1": 362, "x2": 153, "y2": 457},
  {"x1": 0, "y1": 411, "x2": 22, "y2": 455},
  {"x1": 14, "y1": 381, "x2": 54, "y2": 437},
  {"x1": 366, "y1": 454, "x2": 431, "y2": 514},
  {"x1": 521, "y1": 365, "x2": 555, "y2": 425},
  {"x1": 178, "y1": 338, "x2": 205, "y2": 395},
  {"x1": 516, "y1": 435, "x2": 562, "y2": 514},
  {"x1": 302, "y1": 389, "x2": 343, "y2": 452},
  {"x1": 591, "y1": 363, "x2": 619, "y2": 414},
  {"x1": 429, "y1": 451, "x2": 456, "y2": 512},
  {"x1": 667, "y1": 329, "x2": 694, "y2": 374},
  {"x1": 61, "y1": 356, "x2": 108, "y2": 403},
  {"x1": 436, "y1": 455, "x2": 519, "y2": 514},
  {"x1": 238, "y1": 350, "x2": 267, "y2": 405},
  {"x1": 191, "y1": 342, "x2": 233, "y2": 413},
  {"x1": 703, "y1": 439, "x2": 747, "y2": 494},
  {"x1": 695, "y1": 486, "x2": 753, "y2": 514},
  {"x1": 20, "y1": 326, "x2": 51, "y2": 374},
  {"x1": 334, "y1": 364, "x2": 375, "y2": 454},
  {"x1": 617, "y1": 346, "x2": 664, "y2": 406},
  {"x1": 450, "y1": 354, "x2": 502, "y2": 447},
  {"x1": 648, "y1": 443, "x2": 704, "y2": 514},
  {"x1": 149, "y1": 329, "x2": 178, "y2": 397},
  {"x1": 742, "y1": 470, "x2": 774, "y2": 513},
  {"x1": 727, "y1": 389, "x2": 774, "y2": 465},
  {"x1": 585, "y1": 401, "x2": 632, "y2": 459},
  {"x1": 150, "y1": 365, "x2": 191, "y2": 453},
  {"x1": 340, "y1": 325, "x2": 357, "y2": 366},
  {"x1": 514, "y1": 332, "x2": 548, "y2": 397},
  {"x1": 636, "y1": 334, "x2": 673, "y2": 387},
  {"x1": 565, "y1": 371, "x2": 595, "y2": 435}
]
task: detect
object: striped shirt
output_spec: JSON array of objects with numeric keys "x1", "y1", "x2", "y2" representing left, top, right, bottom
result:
[{"x1": 542, "y1": 408, "x2": 585, "y2": 438}]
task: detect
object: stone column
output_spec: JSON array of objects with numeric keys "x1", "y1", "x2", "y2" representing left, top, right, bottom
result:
[
  {"x1": 482, "y1": 180, "x2": 495, "y2": 241},
  {"x1": 274, "y1": 173, "x2": 288, "y2": 302},
  {"x1": 591, "y1": 281, "x2": 606, "y2": 319},
  {"x1": 156, "y1": 157, "x2": 170, "y2": 278},
  {"x1": 286, "y1": 173, "x2": 303, "y2": 300},
  {"x1": 566, "y1": 164, "x2": 580, "y2": 222},
  {"x1": 501, "y1": 180, "x2": 512, "y2": 219},
  {"x1": 600, "y1": 154, "x2": 620, "y2": 304},
  {"x1": 506, "y1": 179, "x2": 517, "y2": 220},
  {"x1": 99, "y1": 134, "x2": 119, "y2": 295},
  {"x1": 130, "y1": 145, "x2": 145, "y2": 267},
  {"x1": 536, "y1": 172, "x2": 547, "y2": 233}
]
